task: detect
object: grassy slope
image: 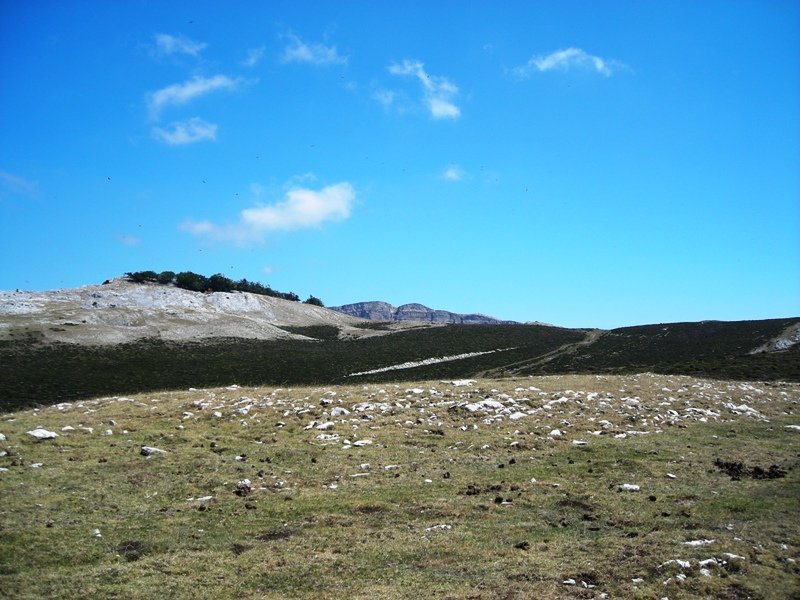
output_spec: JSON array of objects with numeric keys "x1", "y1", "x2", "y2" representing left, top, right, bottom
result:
[
  {"x1": 1, "y1": 374, "x2": 798, "y2": 599},
  {"x1": 0, "y1": 325, "x2": 585, "y2": 412},
  {"x1": 527, "y1": 318, "x2": 800, "y2": 381},
  {"x1": 1, "y1": 318, "x2": 798, "y2": 413}
]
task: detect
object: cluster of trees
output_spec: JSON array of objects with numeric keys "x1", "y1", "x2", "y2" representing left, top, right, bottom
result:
[{"x1": 124, "y1": 270, "x2": 324, "y2": 306}]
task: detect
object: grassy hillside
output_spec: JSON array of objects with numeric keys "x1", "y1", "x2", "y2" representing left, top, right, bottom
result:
[
  {"x1": 528, "y1": 318, "x2": 800, "y2": 381},
  {"x1": 0, "y1": 325, "x2": 585, "y2": 412},
  {"x1": 1, "y1": 375, "x2": 798, "y2": 599},
  {"x1": 2, "y1": 318, "x2": 798, "y2": 413}
]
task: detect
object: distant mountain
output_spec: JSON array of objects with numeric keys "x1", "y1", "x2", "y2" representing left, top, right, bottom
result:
[{"x1": 330, "y1": 301, "x2": 517, "y2": 324}]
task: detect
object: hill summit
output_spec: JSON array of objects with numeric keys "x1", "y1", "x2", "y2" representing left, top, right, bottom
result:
[{"x1": 330, "y1": 301, "x2": 516, "y2": 324}]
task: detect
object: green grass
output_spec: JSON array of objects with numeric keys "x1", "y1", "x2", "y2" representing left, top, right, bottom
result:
[{"x1": 1, "y1": 374, "x2": 799, "y2": 599}]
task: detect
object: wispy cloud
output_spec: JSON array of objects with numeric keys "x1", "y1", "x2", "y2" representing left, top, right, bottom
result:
[
  {"x1": 372, "y1": 89, "x2": 396, "y2": 109},
  {"x1": 242, "y1": 46, "x2": 266, "y2": 68},
  {"x1": 512, "y1": 47, "x2": 624, "y2": 78},
  {"x1": 152, "y1": 118, "x2": 217, "y2": 145},
  {"x1": 388, "y1": 60, "x2": 460, "y2": 119},
  {"x1": 181, "y1": 182, "x2": 355, "y2": 244},
  {"x1": 441, "y1": 165, "x2": 466, "y2": 181},
  {"x1": 281, "y1": 33, "x2": 347, "y2": 66},
  {"x1": 116, "y1": 234, "x2": 141, "y2": 246},
  {"x1": 154, "y1": 33, "x2": 207, "y2": 58},
  {"x1": 0, "y1": 170, "x2": 38, "y2": 197},
  {"x1": 146, "y1": 75, "x2": 244, "y2": 120}
]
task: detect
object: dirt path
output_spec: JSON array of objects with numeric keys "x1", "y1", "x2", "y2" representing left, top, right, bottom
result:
[{"x1": 477, "y1": 329, "x2": 605, "y2": 377}]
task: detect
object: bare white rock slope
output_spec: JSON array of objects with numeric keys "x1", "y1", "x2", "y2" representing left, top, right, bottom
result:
[{"x1": 0, "y1": 279, "x2": 371, "y2": 345}]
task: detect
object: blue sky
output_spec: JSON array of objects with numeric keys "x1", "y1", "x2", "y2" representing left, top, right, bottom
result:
[{"x1": 1, "y1": 0, "x2": 798, "y2": 328}]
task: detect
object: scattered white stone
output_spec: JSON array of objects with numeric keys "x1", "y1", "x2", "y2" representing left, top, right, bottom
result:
[
  {"x1": 562, "y1": 579, "x2": 576, "y2": 585},
  {"x1": 424, "y1": 524, "x2": 452, "y2": 532},
  {"x1": 316, "y1": 421, "x2": 335, "y2": 430},
  {"x1": 316, "y1": 433, "x2": 339, "y2": 441},
  {"x1": 383, "y1": 464, "x2": 400, "y2": 471},
  {"x1": 666, "y1": 473, "x2": 677, "y2": 479},
  {"x1": 30, "y1": 463, "x2": 43, "y2": 468},
  {"x1": 572, "y1": 440, "x2": 588, "y2": 446},
  {"x1": 450, "y1": 379, "x2": 475, "y2": 386},
  {"x1": 632, "y1": 578, "x2": 644, "y2": 584},
  {"x1": 723, "y1": 553, "x2": 746, "y2": 561},
  {"x1": 27, "y1": 428, "x2": 58, "y2": 440},
  {"x1": 331, "y1": 407, "x2": 350, "y2": 417},
  {"x1": 91, "y1": 528, "x2": 102, "y2": 538},
  {"x1": 102, "y1": 429, "x2": 113, "y2": 436},
  {"x1": 784, "y1": 425, "x2": 800, "y2": 431},
  {"x1": 0, "y1": 467, "x2": 8, "y2": 473},
  {"x1": 353, "y1": 440, "x2": 373, "y2": 447},
  {"x1": 140, "y1": 446, "x2": 167, "y2": 456},
  {"x1": 619, "y1": 484, "x2": 640, "y2": 492},
  {"x1": 236, "y1": 479, "x2": 252, "y2": 494},
  {"x1": 212, "y1": 411, "x2": 223, "y2": 418},
  {"x1": 0, "y1": 433, "x2": 5, "y2": 441},
  {"x1": 195, "y1": 496, "x2": 213, "y2": 502},
  {"x1": 549, "y1": 429, "x2": 563, "y2": 438},
  {"x1": 683, "y1": 539, "x2": 714, "y2": 547},
  {"x1": 61, "y1": 426, "x2": 75, "y2": 432},
  {"x1": 698, "y1": 558, "x2": 718, "y2": 568}
]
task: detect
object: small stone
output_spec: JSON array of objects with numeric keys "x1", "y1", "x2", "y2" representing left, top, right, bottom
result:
[
  {"x1": 140, "y1": 446, "x2": 167, "y2": 456},
  {"x1": 27, "y1": 428, "x2": 58, "y2": 440},
  {"x1": 619, "y1": 483, "x2": 640, "y2": 492},
  {"x1": 683, "y1": 539, "x2": 714, "y2": 547}
]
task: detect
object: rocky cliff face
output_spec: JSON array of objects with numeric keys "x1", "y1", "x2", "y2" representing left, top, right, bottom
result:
[{"x1": 331, "y1": 301, "x2": 515, "y2": 324}]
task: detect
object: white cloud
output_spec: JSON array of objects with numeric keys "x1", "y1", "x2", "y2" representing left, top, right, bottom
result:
[
  {"x1": 442, "y1": 165, "x2": 466, "y2": 181},
  {"x1": 147, "y1": 75, "x2": 243, "y2": 120},
  {"x1": 281, "y1": 34, "x2": 347, "y2": 66},
  {"x1": 0, "y1": 170, "x2": 38, "y2": 196},
  {"x1": 512, "y1": 47, "x2": 623, "y2": 78},
  {"x1": 261, "y1": 266, "x2": 274, "y2": 275},
  {"x1": 388, "y1": 60, "x2": 460, "y2": 119},
  {"x1": 152, "y1": 118, "x2": 217, "y2": 145},
  {"x1": 154, "y1": 33, "x2": 207, "y2": 57},
  {"x1": 242, "y1": 46, "x2": 266, "y2": 67},
  {"x1": 181, "y1": 182, "x2": 355, "y2": 244}
]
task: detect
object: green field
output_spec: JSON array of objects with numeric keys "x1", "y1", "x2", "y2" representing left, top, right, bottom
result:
[{"x1": 1, "y1": 374, "x2": 798, "y2": 599}]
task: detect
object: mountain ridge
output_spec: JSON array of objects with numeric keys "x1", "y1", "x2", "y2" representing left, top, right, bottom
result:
[{"x1": 330, "y1": 300, "x2": 518, "y2": 325}]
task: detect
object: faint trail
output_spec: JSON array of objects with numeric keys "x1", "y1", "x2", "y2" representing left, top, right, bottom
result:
[
  {"x1": 478, "y1": 329, "x2": 605, "y2": 378},
  {"x1": 347, "y1": 347, "x2": 518, "y2": 377}
]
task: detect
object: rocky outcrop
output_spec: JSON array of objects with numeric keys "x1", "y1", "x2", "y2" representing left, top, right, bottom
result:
[{"x1": 331, "y1": 301, "x2": 515, "y2": 324}]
